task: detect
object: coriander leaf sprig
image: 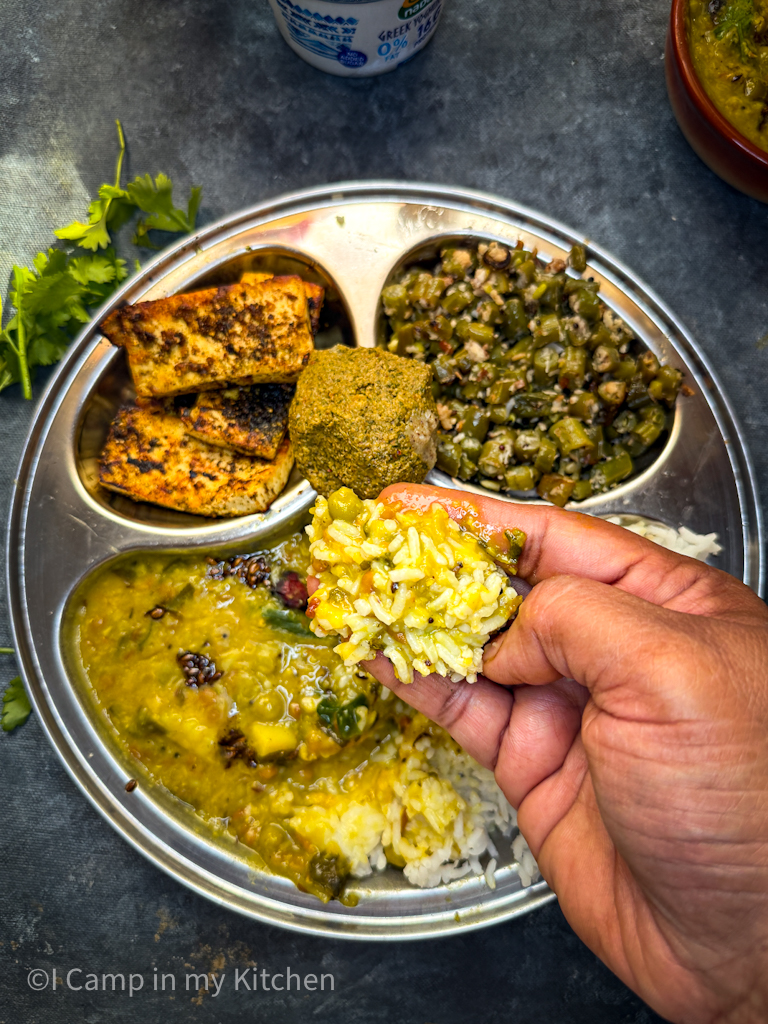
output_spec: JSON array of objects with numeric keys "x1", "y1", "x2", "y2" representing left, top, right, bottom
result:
[
  {"x1": 128, "y1": 174, "x2": 202, "y2": 249},
  {"x1": 0, "y1": 120, "x2": 202, "y2": 399},
  {"x1": 2, "y1": 677, "x2": 32, "y2": 732},
  {"x1": 54, "y1": 120, "x2": 132, "y2": 251},
  {"x1": 0, "y1": 650, "x2": 30, "y2": 735},
  {"x1": 54, "y1": 122, "x2": 202, "y2": 252},
  {"x1": 713, "y1": 0, "x2": 757, "y2": 60},
  {"x1": 0, "y1": 248, "x2": 129, "y2": 398},
  {"x1": 0, "y1": 270, "x2": 32, "y2": 398}
]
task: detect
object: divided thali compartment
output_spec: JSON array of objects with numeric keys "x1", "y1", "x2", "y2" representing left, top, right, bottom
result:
[
  {"x1": 74, "y1": 245, "x2": 353, "y2": 530},
  {"x1": 58, "y1": 521, "x2": 541, "y2": 918},
  {"x1": 377, "y1": 231, "x2": 684, "y2": 512},
  {"x1": 54, "y1": 511, "x2": 355, "y2": 896}
]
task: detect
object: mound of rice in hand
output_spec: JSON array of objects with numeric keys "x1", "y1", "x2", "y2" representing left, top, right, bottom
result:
[{"x1": 306, "y1": 489, "x2": 525, "y2": 684}]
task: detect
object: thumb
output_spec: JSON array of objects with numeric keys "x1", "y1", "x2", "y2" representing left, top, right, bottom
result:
[{"x1": 483, "y1": 574, "x2": 716, "y2": 722}]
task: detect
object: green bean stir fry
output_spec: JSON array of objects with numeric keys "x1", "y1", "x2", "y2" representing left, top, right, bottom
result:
[{"x1": 379, "y1": 241, "x2": 684, "y2": 506}]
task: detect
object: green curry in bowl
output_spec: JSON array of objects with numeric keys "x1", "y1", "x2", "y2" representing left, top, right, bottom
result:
[{"x1": 688, "y1": 0, "x2": 768, "y2": 151}]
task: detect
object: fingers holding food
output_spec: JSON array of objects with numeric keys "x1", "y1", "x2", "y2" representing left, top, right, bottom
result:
[
  {"x1": 482, "y1": 573, "x2": 727, "y2": 727},
  {"x1": 365, "y1": 649, "x2": 586, "y2": 810},
  {"x1": 305, "y1": 489, "x2": 524, "y2": 685},
  {"x1": 363, "y1": 652, "x2": 514, "y2": 773},
  {"x1": 492, "y1": 678, "x2": 589, "y2": 814},
  {"x1": 378, "y1": 483, "x2": 760, "y2": 619}
]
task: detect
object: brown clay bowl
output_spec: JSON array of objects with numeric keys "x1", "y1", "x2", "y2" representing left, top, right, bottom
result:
[{"x1": 666, "y1": 0, "x2": 768, "y2": 202}]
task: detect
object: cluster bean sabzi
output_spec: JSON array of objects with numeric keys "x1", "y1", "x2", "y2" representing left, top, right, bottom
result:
[{"x1": 379, "y1": 240, "x2": 684, "y2": 506}]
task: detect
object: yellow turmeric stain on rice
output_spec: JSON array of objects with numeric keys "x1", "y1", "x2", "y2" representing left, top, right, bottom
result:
[
  {"x1": 308, "y1": 490, "x2": 524, "y2": 684},
  {"x1": 378, "y1": 487, "x2": 524, "y2": 571}
]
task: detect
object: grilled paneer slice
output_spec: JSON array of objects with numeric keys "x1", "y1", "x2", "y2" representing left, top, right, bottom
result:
[
  {"x1": 99, "y1": 402, "x2": 294, "y2": 517},
  {"x1": 240, "y1": 272, "x2": 325, "y2": 334},
  {"x1": 100, "y1": 276, "x2": 315, "y2": 399},
  {"x1": 238, "y1": 272, "x2": 274, "y2": 285},
  {"x1": 305, "y1": 282, "x2": 324, "y2": 336},
  {"x1": 179, "y1": 383, "x2": 293, "y2": 459}
]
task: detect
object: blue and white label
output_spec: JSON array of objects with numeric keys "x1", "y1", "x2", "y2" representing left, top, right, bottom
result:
[{"x1": 268, "y1": 0, "x2": 443, "y2": 76}]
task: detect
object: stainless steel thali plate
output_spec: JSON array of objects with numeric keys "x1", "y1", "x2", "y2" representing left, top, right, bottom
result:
[{"x1": 6, "y1": 183, "x2": 764, "y2": 940}]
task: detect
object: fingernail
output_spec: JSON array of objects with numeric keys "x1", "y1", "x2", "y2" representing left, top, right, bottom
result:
[{"x1": 483, "y1": 636, "x2": 503, "y2": 666}]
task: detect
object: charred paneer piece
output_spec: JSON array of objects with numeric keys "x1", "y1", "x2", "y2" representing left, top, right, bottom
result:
[
  {"x1": 305, "y1": 282, "x2": 325, "y2": 336},
  {"x1": 100, "y1": 276, "x2": 317, "y2": 399},
  {"x1": 179, "y1": 383, "x2": 293, "y2": 459},
  {"x1": 99, "y1": 402, "x2": 294, "y2": 517},
  {"x1": 240, "y1": 273, "x2": 324, "y2": 335}
]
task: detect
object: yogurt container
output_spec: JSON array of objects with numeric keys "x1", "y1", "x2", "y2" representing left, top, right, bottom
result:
[{"x1": 267, "y1": 0, "x2": 445, "y2": 77}]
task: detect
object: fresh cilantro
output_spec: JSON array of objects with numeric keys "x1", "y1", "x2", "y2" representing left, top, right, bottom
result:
[
  {"x1": 2, "y1": 677, "x2": 31, "y2": 732},
  {"x1": 56, "y1": 123, "x2": 201, "y2": 252},
  {"x1": 54, "y1": 120, "x2": 131, "y2": 251},
  {"x1": 1, "y1": 120, "x2": 202, "y2": 399},
  {"x1": 0, "y1": 247, "x2": 128, "y2": 398},
  {"x1": 713, "y1": 0, "x2": 757, "y2": 59},
  {"x1": 55, "y1": 123, "x2": 201, "y2": 252},
  {"x1": 127, "y1": 174, "x2": 202, "y2": 249}
]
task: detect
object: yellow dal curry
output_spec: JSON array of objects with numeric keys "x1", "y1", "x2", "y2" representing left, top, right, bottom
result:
[{"x1": 69, "y1": 532, "x2": 486, "y2": 902}]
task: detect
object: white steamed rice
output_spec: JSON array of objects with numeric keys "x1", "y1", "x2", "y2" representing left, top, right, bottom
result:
[{"x1": 603, "y1": 515, "x2": 723, "y2": 561}]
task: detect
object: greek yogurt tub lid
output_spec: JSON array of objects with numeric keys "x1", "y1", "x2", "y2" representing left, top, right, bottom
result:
[{"x1": 267, "y1": 0, "x2": 445, "y2": 77}]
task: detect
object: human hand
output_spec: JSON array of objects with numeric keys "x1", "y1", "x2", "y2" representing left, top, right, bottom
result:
[{"x1": 365, "y1": 484, "x2": 768, "y2": 1024}]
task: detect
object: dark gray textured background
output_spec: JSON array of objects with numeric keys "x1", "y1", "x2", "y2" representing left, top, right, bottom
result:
[{"x1": 1, "y1": 0, "x2": 766, "y2": 1021}]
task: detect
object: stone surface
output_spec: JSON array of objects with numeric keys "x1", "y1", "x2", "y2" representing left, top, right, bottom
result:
[{"x1": 1, "y1": 0, "x2": 766, "y2": 1020}]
